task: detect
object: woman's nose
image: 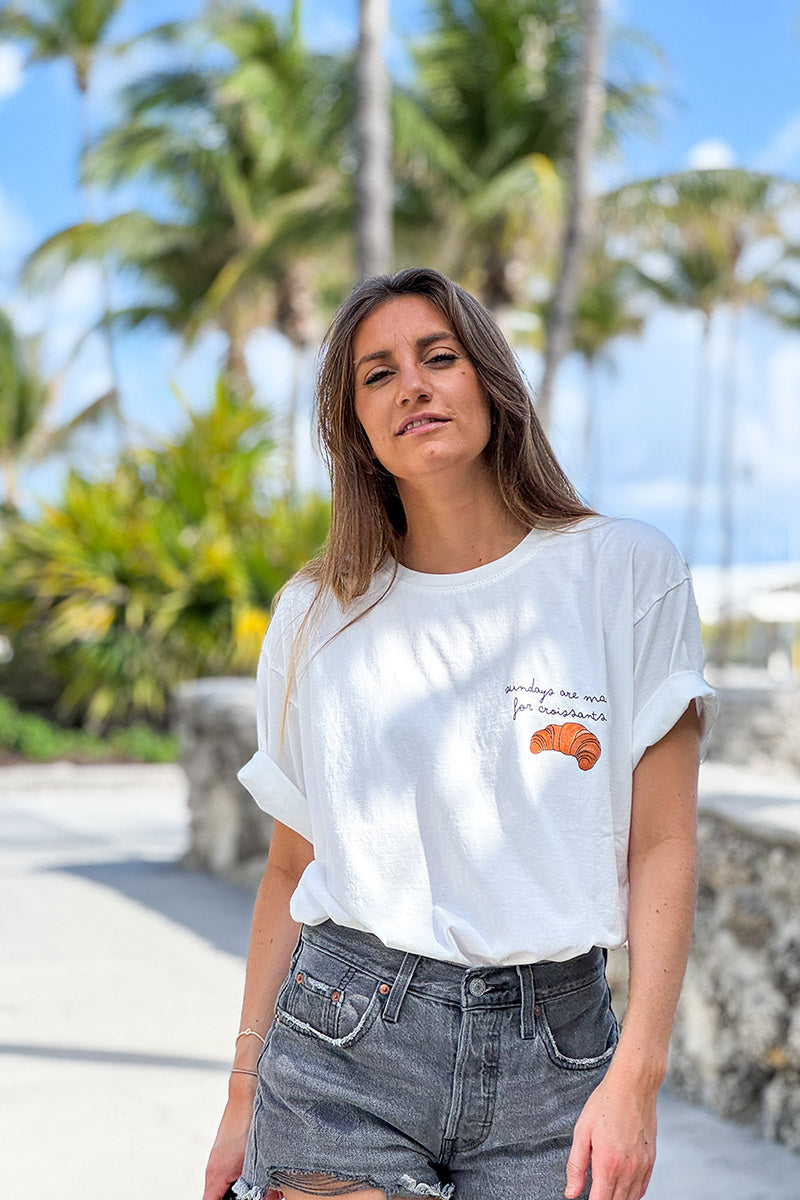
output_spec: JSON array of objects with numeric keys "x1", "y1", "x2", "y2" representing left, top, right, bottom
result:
[{"x1": 396, "y1": 361, "x2": 428, "y2": 404}]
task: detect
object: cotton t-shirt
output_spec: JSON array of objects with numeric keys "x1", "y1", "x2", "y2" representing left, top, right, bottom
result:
[{"x1": 238, "y1": 516, "x2": 718, "y2": 967}]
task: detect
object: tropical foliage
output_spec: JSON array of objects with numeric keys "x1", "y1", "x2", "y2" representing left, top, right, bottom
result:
[
  {"x1": 0, "y1": 0, "x2": 798, "y2": 745},
  {"x1": 0, "y1": 309, "x2": 114, "y2": 510},
  {"x1": 0, "y1": 380, "x2": 329, "y2": 730}
]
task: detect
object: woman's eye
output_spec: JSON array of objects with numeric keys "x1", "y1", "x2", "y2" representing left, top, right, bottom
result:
[
  {"x1": 364, "y1": 367, "x2": 392, "y2": 385},
  {"x1": 426, "y1": 352, "x2": 458, "y2": 367}
]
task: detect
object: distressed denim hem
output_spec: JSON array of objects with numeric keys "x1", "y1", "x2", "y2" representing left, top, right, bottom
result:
[{"x1": 232, "y1": 1170, "x2": 455, "y2": 1199}]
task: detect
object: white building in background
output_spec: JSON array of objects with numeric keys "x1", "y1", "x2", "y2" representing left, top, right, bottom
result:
[{"x1": 691, "y1": 562, "x2": 800, "y2": 680}]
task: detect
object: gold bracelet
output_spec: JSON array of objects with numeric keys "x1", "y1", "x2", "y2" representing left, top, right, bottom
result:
[
  {"x1": 230, "y1": 1068, "x2": 258, "y2": 1077},
  {"x1": 236, "y1": 1027, "x2": 266, "y2": 1045}
]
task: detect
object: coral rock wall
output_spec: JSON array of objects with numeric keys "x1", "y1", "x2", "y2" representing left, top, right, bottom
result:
[
  {"x1": 173, "y1": 678, "x2": 269, "y2": 888},
  {"x1": 669, "y1": 809, "x2": 800, "y2": 1151}
]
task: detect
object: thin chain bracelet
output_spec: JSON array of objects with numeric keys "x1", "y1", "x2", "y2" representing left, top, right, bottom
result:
[
  {"x1": 230, "y1": 1068, "x2": 258, "y2": 1077},
  {"x1": 236, "y1": 1027, "x2": 266, "y2": 1044}
]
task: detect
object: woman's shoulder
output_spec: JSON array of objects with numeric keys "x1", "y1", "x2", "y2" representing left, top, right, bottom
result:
[
  {"x1": 577, "y1": 515, "x2": 688, "y2": 567},
  {"x1": 273, "y1": 573, "x2": 320, "y2": 628},
  {"x1": 554, "y1": 515, "x2": 692, "y2": 613}
]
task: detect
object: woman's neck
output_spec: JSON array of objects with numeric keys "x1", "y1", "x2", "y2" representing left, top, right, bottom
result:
[{"x1": 397, "y1": 473, "x2": 530, "y2": 574}]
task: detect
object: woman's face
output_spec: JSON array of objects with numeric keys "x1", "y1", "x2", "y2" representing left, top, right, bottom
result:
[{"x1": 352, "y1": 295, "x2": 492, "y2": 486}]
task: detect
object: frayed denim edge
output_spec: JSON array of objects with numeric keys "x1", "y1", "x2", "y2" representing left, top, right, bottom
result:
[
  {"x1": 232, "y1": 1171, "x2": 455, "y2": 1199},
  {"x1": 232, "y1": 1182, "x2": 263, "y2": 1200},
  {"x1": 396, "y1": 1173, "x2": 455, "y2": 1199}
]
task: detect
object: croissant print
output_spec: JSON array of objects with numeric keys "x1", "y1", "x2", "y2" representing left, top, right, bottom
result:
[{"x1": 529, "y1": 722, "x2": 601, "y2": 771}]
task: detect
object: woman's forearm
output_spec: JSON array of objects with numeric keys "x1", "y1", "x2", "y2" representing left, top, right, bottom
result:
[
  {"x1": 609, "y1": 702, "x2": 701, "y2": 1092},
  {"x1": 612, "y1": 831, "x2": 697, "y2": 1090},
  {"x1": 230, "y1": 822, "x2": 314, "y2": 1083}
]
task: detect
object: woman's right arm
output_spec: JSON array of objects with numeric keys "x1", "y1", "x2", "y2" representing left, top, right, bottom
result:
[{"x1": 202, "y1": 820, "x2": 315, "y2": 1200}]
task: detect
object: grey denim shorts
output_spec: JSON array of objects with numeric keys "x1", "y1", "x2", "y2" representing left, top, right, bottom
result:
[{"x1": 233, "y1": 920, "x2": 619, "y2": 1200}]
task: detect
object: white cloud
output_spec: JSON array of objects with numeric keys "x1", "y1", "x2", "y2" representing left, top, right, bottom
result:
[
  {"x1": 0, "y1": 183, "x2": 36, "y2": 285},
  {"x1": 686, "y1": 139, "x2": 736, "y2": 170},
  {"x1": 615, "y1": 477, "x2": 691, "y2": 510},
  {"x1": 0, "y1": 43, "x2": 24, "y2": 101},
  {"x1": 0, "y1": 182, "x2": 33, "y2": 253},
  {"x1": 753, "y1": 113, "x2": 800, "y2": 174}
]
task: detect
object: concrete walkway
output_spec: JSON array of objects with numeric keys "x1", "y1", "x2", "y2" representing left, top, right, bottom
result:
[{"x1": 1, "y1": 762, "x2": 798, "y2": 1199}]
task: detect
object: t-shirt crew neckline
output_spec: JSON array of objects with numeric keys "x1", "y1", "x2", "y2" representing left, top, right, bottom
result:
[{"x1": 386, "y1": 523, "x2": 557, "y2": 589}]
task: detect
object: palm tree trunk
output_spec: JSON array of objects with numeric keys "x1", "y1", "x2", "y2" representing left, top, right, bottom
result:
[
  {"x1": 538, "y1": 0, "x2": 604, "y2": 430},
  {"x1": 276, "y1": 262, "x2": 318, "y2": 500},
  {"x1": 683, "y1": 315, "x2": 713, "y2": 567},
  {"x1": 225, "y1": 330, "x2": 252, "y2": 399},
  {"x1": 713, "y1": 304, "x2": 741, "y2": 665},
  {"x1": 356, "y1": 0, "x2": 392, "y2": 278}
]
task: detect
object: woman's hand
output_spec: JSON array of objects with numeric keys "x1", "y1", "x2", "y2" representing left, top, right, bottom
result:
[
  {"x1": 203, "y1": 1080, "x2": 265, "y2": 1200},
  {"x1": 564, "y1": 1068, "x2": 657, "y2": 1200}
]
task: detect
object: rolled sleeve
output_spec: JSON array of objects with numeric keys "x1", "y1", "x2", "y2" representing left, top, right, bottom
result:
[
  {"x1": 632, "y1": 578, "x2": 719, "y2": 768},
  {"x1": 238, "y1": 748, "x2": 312, "y2": 842},
  {"x1": 237, "y1": 609, "x2": 313, "y2": 844}
]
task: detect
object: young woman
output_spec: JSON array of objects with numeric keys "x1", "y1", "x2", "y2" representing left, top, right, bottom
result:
[{"x1": 203, "y1": 268, "x2": 717, "y2": 1200}]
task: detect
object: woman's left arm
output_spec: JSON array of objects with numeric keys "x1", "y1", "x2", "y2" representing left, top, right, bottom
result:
[{"x1": 565, "y1": 701, "x2": 702, "y2": 1200}]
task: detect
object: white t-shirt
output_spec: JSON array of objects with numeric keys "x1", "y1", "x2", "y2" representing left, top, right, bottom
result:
[{"x1": 239, "y1": 516, "x2": 718, "y2": 967}]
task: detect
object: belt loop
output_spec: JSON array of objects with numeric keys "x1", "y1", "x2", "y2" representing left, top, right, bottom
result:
[
  {"x1": 516, "y1": 964, "x2": 537, "y2": 1040},
  {"x1": 381, "y1": 952, "x2": 420, "y2": 1023}
]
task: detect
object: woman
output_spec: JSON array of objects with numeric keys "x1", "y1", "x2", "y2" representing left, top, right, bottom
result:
[{"x1": 203, "y1": 268, "x2": 717, "y2": 1200}]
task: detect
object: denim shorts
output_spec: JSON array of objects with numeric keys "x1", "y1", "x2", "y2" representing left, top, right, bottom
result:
[{"x1": 233, "y1": 920, "x2": 618, "y2": 1200}]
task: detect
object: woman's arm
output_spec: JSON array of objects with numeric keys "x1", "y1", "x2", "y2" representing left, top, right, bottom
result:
[
  {"x1": 565, "y1": 701, "x2": 701, "y2": 1200},
  {"x1": 202, "y1": 820, "x2": 315, "y2": 1200}
]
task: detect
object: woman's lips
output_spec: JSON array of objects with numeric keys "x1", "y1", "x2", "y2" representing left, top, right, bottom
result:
[{"x1": 396, "y1": 416, "x2": 450, "y2": 436}]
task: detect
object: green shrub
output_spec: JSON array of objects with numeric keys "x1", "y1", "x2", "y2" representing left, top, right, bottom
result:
[
  {"x1": 0, "y1": 695, "x2": 178, "y2": 763},
  {"x1": 109, "y1": 722, "x2": 179, "y2": 764}
]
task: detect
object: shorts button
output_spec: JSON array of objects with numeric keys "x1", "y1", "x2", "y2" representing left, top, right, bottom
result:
[
  {"x1": 469, "y1": 977, "x2": 487, "y2": 996},
  {"x1": 533, "y1": 1004, "x2": 542, "y2": 1016},
  {"x1": 379, "y1": 983, "x2": 390, "y2": 995},
  {"x1": 330, "y1": 990, "x2": 340, "y2": 1003},
  {"x1": 295, "y1": 972, "x2": 304, "y2": 983}
]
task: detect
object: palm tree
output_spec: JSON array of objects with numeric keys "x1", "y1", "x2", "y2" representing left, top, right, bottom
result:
[
  {"x1": 538, "y1": 0, "x2": 605, "y2": 430},
  {"x1": 0, "y1": 0, "x2": 127, "y2": 413},
  {"x1": 356, "y1": 0, "x2": 392, "y2": 277},
  {"x1": 398, "y1": 0, "x2": 658, "y2": 330},
  {"x1": 23, "y1": 3, "x2": 353, "y2": 493},
  {"x1": 611, "y1": 169, "x2": 793, "y2": 575}
]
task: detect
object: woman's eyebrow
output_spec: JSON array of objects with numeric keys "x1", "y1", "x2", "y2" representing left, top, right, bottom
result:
[
  {"x1": 355, "y1": 332, "x2": 459, "y2": 371},
  {"x1": 417, "y1": 331, "x2": 458, "y2": 350}
]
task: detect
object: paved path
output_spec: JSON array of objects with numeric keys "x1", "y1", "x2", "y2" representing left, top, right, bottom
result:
[{"x1": 1, "y1": 763, "x2": 799, "y2": 1199}]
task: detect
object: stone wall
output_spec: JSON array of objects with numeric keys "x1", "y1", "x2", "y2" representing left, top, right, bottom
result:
[
  {"x1": 173, "y1": 678, "x2": 269, "y2": 888},
  {"x1": 705, "y1": 680, "x2": 800, "y2": 775},
  {"x1": 668, "y1": 778, "x2": 800, "y2": 1152}
]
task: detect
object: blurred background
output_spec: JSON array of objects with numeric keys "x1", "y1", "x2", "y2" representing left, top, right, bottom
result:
[
  {"x1": 2, "y1": 3, "x2": 800, "y2": 1197},
  {"x1": 1, "y1": 0, "x2": 800, "y2": 755}
]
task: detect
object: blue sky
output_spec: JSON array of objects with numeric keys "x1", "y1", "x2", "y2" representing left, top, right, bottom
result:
[{"x1": 1, "y1": 0, "x2": 799, "y2": 568}]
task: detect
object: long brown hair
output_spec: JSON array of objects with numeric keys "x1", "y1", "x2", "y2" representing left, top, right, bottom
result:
[
  {"x1": 303, "y1": 266, "x2": 593, "y2": 606},
  {"x1": 278, "y1": 269, "x2": 594, "y2": 722}
]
